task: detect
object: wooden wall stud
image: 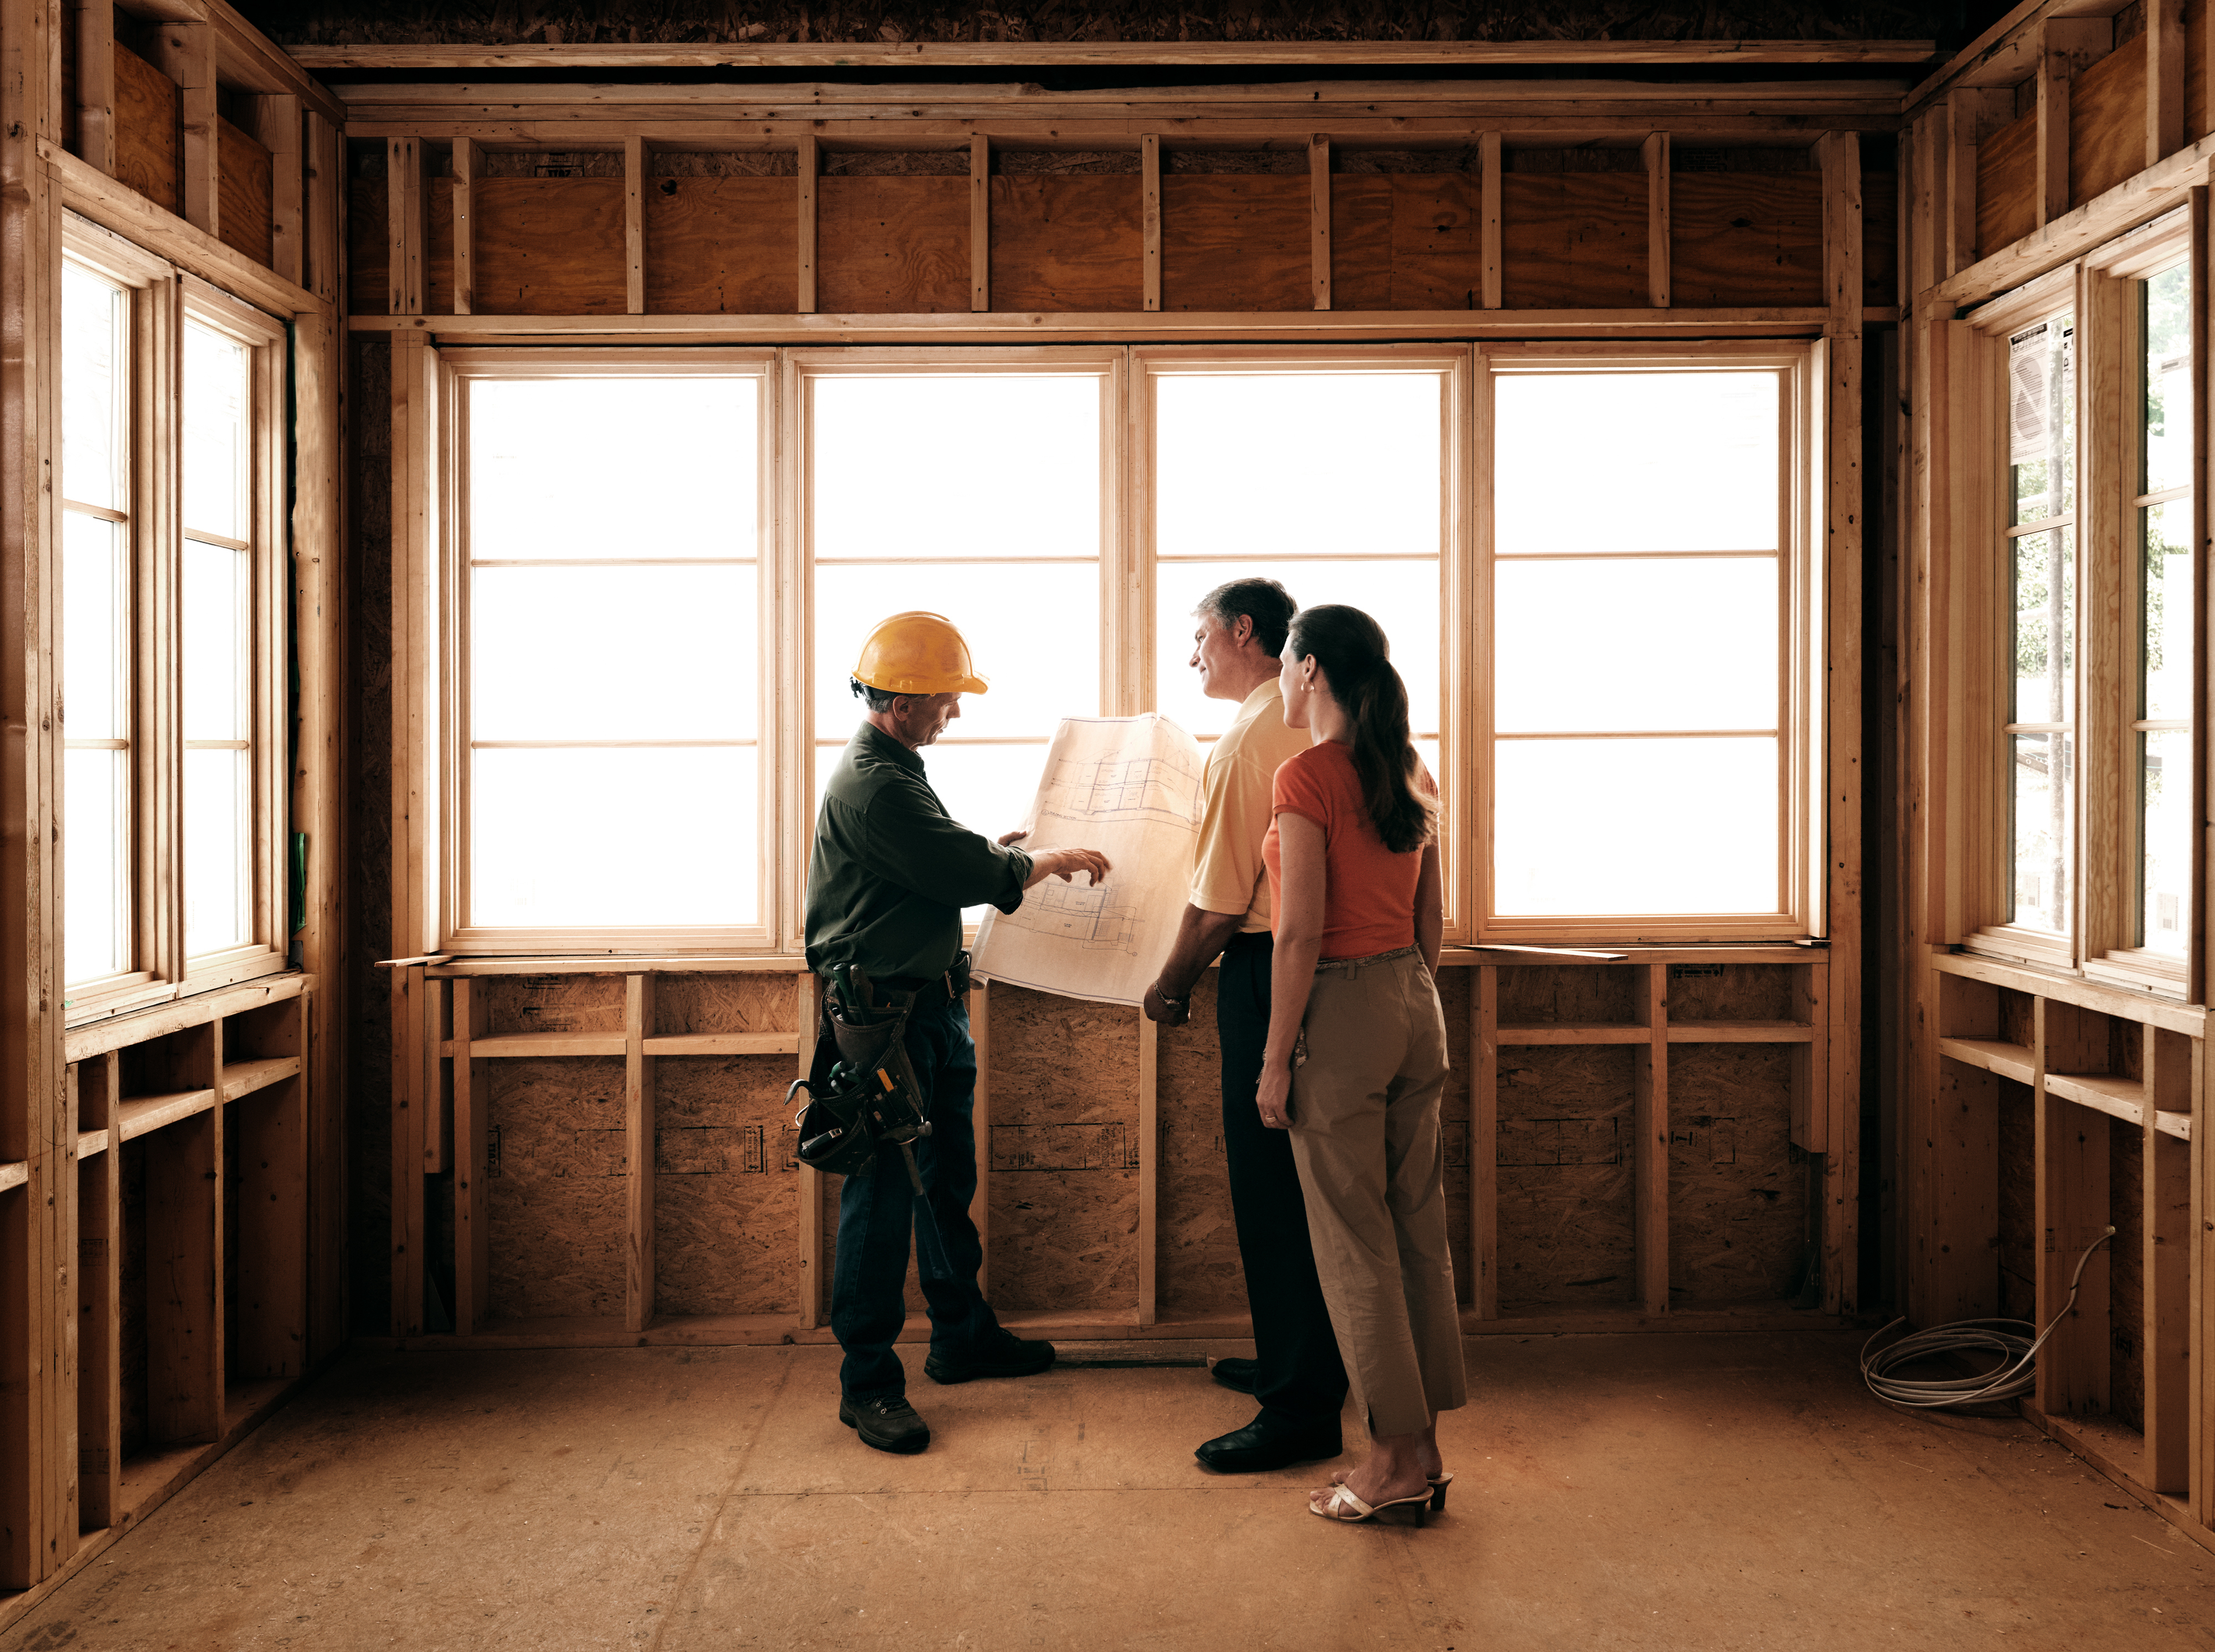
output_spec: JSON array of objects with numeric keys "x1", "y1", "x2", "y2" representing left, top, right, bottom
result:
[
  {"x1": 2149, "y1": 0, "x2": 2186, "y2": 167},
  {"x1": 1310, "y1": 133, "x2": 1331, "y2": 311},
  {"x1": 1478, "y1": 131, "x2": 1502, "y2": 310},
  {"x1": 797, "y1": 134, "x2": 818, "y2": 314},
  {"x1": 386, "y1": 137, "x2": 425, "y2": 316},
  {"x1": 1633, "y1": 965, "x2": 1668, "y2": 1316},
  {"x1": 71, "y1": 0, "x2": 115, "y2": 176},
  {"x1": 152, "y1": 20, "x2": 216, "y2": 236},
  {"x1": 451, "y1": 137, "x2": 479, "y2": 315},
  {"x1": 1642, "y1": 131, "x2": 1670, "y2": 308},
  {"x1": 625, "y1": 135, "x2": 646, "y2": 316},
  {"x1": 2144, "y1": 1026, "x2": 2192, "y2": 1495},
  {"x1": 625, "y1": 974, "x2": 655, "y2": 1332},
  {"x1": 1141, "y1": 133, "x2": 1161, "y2": 312},
  {"x1": 2037, "y1": 19, "x2": 2111, "y2": 228},
  {"x1": 971, "y1": 134, "x2": 990, "y2": 313},
  {"x1": 256, "y1": 95, "x2": 303, "y2": 288},
  {"x1": 2034, "y1": 1000, "x2": 2111, "y2": 1417}
]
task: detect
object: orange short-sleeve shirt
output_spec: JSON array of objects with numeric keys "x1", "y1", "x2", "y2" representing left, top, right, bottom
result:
[{"x1": 1262, "y1": 740, "x2": 1431, "y2": 960}]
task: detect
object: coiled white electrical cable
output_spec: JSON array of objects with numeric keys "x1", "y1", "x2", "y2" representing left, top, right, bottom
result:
[{"x1": 1859, "y1": 1225, "x2": 2116, "y2": 1409}]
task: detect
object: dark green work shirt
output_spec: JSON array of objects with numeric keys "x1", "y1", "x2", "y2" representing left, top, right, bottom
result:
[{"x1": 804, "y1": 722, "x2": 1034, "y2": 983}]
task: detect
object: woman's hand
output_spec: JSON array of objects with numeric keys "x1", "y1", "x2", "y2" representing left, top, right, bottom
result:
[{"x1": 1256, "y1": 1059, "x2": 1293, "y2": 1130}]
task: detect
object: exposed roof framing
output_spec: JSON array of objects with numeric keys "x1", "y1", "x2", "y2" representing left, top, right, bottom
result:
[{"x1": 1904, "y1": 0, "x2": 2126, "y2": 110}]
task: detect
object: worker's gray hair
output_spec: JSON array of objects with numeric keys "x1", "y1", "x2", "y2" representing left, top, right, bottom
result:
[
  {"x1": 1194, "y1": 577, "x2": 1297, "y2": 657},
  {"x1": 851, "y1": 677, "x2": 903, "y2": 712}
]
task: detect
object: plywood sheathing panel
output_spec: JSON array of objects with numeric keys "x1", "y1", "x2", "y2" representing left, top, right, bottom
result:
[
  {"x1": 1500, "y1": 173, "x2": 1647, "y2": 310},
  {"x1": 487, "y1": 1057, "x2": 626, "y2": 1321},
  {"x1": 1330, "y1": 174, "x2": 1484, "y2": 311},
  {"x1": 216, "y1": 115, "x2": 273, "y2": 267},
  {"x1": 482, "y1": 974, "x2": 626, "y2": 1037},
  {"x1": 652, "y1": 151, "x2": 798, "y2": 177},
  {"x1": 1665, "y1": 1044, "x2": 1807, "y2": 1303},
  {"x1": 1438, "y1": 966, "x2": 1474, "y2": 1300},
  {"x1": 817, "y1": 176, "x2": 967, "y2": 312},
  {"x1": 1153, "y1": 972, "x2": 1243, "y2": 1317},
  {"x1": 654, "y1": 974, "x2": 795, "y2": 1037},
  {"x1": 989, "y1": 177, "x2": 1142, "y2": 312},
  {"x1": 1499, "y1": 964, "x2": 1640, "y2": 1026},
  {"x1": 987, "y1": 986, "x2": 1139, "y2": 1313},
  {"x1": 1862, "y1": 171, "x2": 1899, "y2": 305},
  {"x1": 426, "y1": 175, "x2": 455, "y2": 313},
  {"x1": 1667, "y1": 173, "x2": 1823, "y2": 308},
  {"x1": 473, "y1": 178, "x2": 626, "y2": 314},
  {"x1": 645, "y1": 178, "x2": 798, "y2": 314},
  {"x1": 114, "y1": 42, "x2": 179, "y2": 214},
  {"x1": 1495, "y1": 1044, "x2": 1636, "y2": 1308},
  {"x1": 652, "y1": 1056, "x2": 800, "y2": 1318},
  {"x1": 2071, "y1": 37, "x2": 2151, "y2": 208},
  {"x1": 2188, "y1": 0, "x2": 2209, "y2": 140},
  {"x1": 2109, "y1": 1116, "x2": 2145, "y2": 1431},
  {"x1": 1998, "y1": 1079, "x2": 2037, "y2": 1322},
  {"x1": 349, "y1": 172, "x2": 389, "y2": 317},
  {"x1": 1668, "y1": 964, "x2": 1797, "y2": 1022},
  {"x1": 1160, "y1": 176, "x2": 1308, "y2": 311},
  {"x1": 1975, "y1": 110, "x2": 2038, "y2": 261}
]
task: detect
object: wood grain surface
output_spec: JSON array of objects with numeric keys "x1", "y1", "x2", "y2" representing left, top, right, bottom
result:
[
  {"x1": 645, "y1": 177, "x2": 799, "y2": 314},
  {"x1": 113, "y1": 43, "x2": 178, "y2": 214},
  {"x1": 1161, "y1": 174, "x2": 1307, "y2": 311},
  {"x1": 2070, "y1": 35, "x2": 2149, "y2": 210},
  {"x1": 990, "y1": 175, "x2": 1142, "y2": 311},
  {"x1": 1331, "y1": 174, "x2": 1485, "y2": 311},
  {"x1": 1668, "y1": 172, "x2": 1823, "y2": 307},
  {"x1": 1500, "y1": 171, "x2": 1648, "y2": 308},
  {"x1": 474, "y1": 178, "x2": 627, "y2": 315},
  {"x1": 215, "y1": 115, "x2": 272, "y2": 268},
  {"x1": 1976, "y1": 109, "x2": 2038, "y2": 259},
  {"x1": 817, "y1": 175, "x2": 967, "y2": 312}
]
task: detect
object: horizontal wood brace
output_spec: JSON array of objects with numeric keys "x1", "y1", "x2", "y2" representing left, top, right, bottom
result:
[
  {"x1": 1936, "y1": 1036, "x2": 2036, "y2": 1084},
  {"x1": 1930, "y1": 950, "x2": 2208, "y2": 1036},
  {"x1": 220, "y1": 1056, "x2": 302, "y2": 1100},
  {"x1": 0, "y1": 1161, "x2": 25, "y2": 1192},
  {"x1": 117, "y1": 1089, "x2": 219, "y2": 1141},
  {"x1": 65, "y1": 971, "x2": 311, "y2": 1061}
]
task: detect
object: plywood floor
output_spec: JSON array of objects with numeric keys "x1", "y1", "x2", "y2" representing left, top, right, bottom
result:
[{"x1": 4, "y1": 1331, "x2": 2208, "y2": 1650}]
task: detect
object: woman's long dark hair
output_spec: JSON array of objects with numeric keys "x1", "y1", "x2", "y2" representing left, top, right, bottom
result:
[{"x1": 1286, "y1": 604, "x2": 1436, "y2": 855}]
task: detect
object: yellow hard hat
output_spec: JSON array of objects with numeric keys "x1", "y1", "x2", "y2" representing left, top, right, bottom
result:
[{"x1": 852, "y1": 611, "x2": 990, "y2": 697}]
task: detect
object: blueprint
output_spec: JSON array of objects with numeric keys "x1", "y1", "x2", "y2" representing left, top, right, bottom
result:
[{"x1": 972, "y1": 714, "x2": 1204, "y2": 1006}]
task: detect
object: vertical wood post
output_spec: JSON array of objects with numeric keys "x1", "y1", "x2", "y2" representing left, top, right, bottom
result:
[
  {"x1": 452, "y1": 977, "x2": 490, "y2": 1336},
  {"x1": 2037, "y1": 29, "x2": 2073, "y2": 229},
  {"x1": 71, "y1": 0, "x2": 114, "y2": 175},
  {"x1": 1471, "y1": 965, "x2": 1498, "y2": 1318},
  {"x1": 2194, "y1": 1037, "x2": 2215, "y2": 1527},
  {"x1": 1642, "y1": 132, "x2": 1670, "y2": 308},
  {"x1": 153, "y1": 20, "x2": 215, "y2": 236},
  {"x1": 1907, "y1": 105, "x2": 1941, "y2": 298},
  {"x1": 2150, "y1": 0, "x2": 2186, "y2": 167},
  {"x1": 1633, "y1": 964, "x2": 1668, "y2": 1316},
  {"x1": 77, "y1": 1055, "x2": 121, "y2": 1533},
  {"x1": 1137, "y1": 1013, "x2": 1157, "y2": 1326},
  {"x1": 2034, "y1": 1000, "x2": 2111, "y2": 1417},
  {"x1": 451, "y1": 138, "x2": 479, "y2": 315},
  {"x1": 970, "y1": 980, "x2": 992, "y2": 1300},
  {"x1": 970, "y1": 134, "x2": 990, "y2": 313},
  {"x1": 2194, "y1": 179, "x2": 2212, "y2": 1008},
  {"x1": 305, "y1": 111, "x2": 341, "y2": 308},
  {"x1": 1478, "y1": 132, "x2": 1502, "y2": 310},
  {"x1": 797, "y1": 135, "x2": 818, "y2": 314},
  {"x1": 624, "y1": 135, "x2": 646, "y2": 316},
  {"x1": 1941, "y1": 96, "x2": 1970, "y2": 279},
  {"x1": 230, "y1": 1023, "x2": 308, "y2": 1382},
  {"x1": 388, "y1": 966, "x2": 425, "y2": 1339},
  {"x1": 389, "y1": 330, "x2": 438, "y2": 964},
  {"x1": 2144, "y1": 1026, "x2": 2191, "y2": 1495},
  {"x1": 1309, "y1": 134, "x2": 1330, "y2": 311},
  {"x1": 625, "y1": 974, "x2": 655, "y2": 1333},
  {"x1": 387, "y1": 138, "x2": 426, "y2": 316},
  {"x1": 796, "y1": 972, "x2": 823, "y2": 1326},
  {"x1": 1141, "y1": 134, "x2": 1161, "y2": 312},
  {"x1": 257, "y1": 95, "x2": 303, "y2": 289}
]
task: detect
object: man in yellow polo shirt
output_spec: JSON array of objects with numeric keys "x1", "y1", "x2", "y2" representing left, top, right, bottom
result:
[{"x1": 1142, "y1": 578, "x2": 1349, "y2": 1473}]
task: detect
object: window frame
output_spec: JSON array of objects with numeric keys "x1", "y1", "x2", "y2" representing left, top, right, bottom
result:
[
  {"x1": 60, "y1": 216, "x2": 292, "y2": 1023},
  {"x1": 1472, "y1": 341, "x2": 1822, "y2": 945},
  {"x1": 437, "y1": 347, "x2": 781, "y2": 956}
]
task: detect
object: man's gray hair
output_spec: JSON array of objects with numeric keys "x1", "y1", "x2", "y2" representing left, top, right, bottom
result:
[{"x1": 1194, "y1": 577, "x2": 1297, "y2": 657}]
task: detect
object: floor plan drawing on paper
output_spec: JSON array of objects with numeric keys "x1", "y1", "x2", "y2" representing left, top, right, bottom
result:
[{"x1": 972, "y1": 714, "x2": 1204, "y2": 1006}]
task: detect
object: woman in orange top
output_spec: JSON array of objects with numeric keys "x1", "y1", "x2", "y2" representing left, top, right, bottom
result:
[{"x1": 1259, "y1": 604, "x2": 1466, "y2": 1525}]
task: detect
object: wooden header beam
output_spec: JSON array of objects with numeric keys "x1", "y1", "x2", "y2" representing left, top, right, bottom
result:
[{"x1": 289, "y1": 39, "x2": 1939, "y2": 71}]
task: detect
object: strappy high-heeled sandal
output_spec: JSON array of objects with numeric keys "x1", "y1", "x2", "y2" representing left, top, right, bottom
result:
[
  {"x1": 1309, "y1": 1482, "x2": 1434, "y2": 1525},
  {"x1": 1328, "y1": 1470, "x2": 1454, "y2": 1513}
]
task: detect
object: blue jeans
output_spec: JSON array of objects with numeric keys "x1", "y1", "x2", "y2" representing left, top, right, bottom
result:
[{"x1": 831, "y1": 999, "x2": 1002, "y2": 1398}]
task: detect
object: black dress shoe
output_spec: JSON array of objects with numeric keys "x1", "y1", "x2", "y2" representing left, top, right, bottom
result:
[
  {"x1": 1194, "y1": 1413, "x2": 1343, "y2": 1473},
  {"x1": 923, "y1": 1332, "x2": 1056, "y2": 1385},
  {"x1": 840, "y1": 1394, "x2": 930, "y2": 1454},
  {"x1": 1209, "y1": 1357, "x2": 1259, "y2": 1394}
]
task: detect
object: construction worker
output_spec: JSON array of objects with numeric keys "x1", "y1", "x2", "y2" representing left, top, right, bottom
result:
[{"x1": 807, "y1": 611, "x2": 1111, "y2": 1455}]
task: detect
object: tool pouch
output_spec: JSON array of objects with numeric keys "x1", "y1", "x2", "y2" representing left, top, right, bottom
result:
[{"x1": 789, "y1": 970, "x2": 929, "y2": 1176}]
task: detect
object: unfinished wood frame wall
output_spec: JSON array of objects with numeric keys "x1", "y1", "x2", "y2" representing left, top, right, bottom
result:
[
  {"x1": 1902, "y1": 1, "x2": 2215, "y2": 1566},
  {"x1": 1, "y1": 0, "x2": 347, "y2": 1628}
]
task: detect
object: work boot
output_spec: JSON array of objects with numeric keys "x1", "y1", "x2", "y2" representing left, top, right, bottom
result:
[
  {"x1": 840, "y1": 1393, "x2": 930, "y2": 1454},
  {"x1": 923, "y1": 1331, "x2": 1057, "y2": 1385}
]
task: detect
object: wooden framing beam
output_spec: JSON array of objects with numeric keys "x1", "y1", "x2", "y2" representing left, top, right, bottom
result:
[
  {"x1": 1310, "y1": 133, "x2": 1330, "y2": 311},
  {"x1": 796, "y1": 974, "x2": 823, "y2": 1325},
  {"x1": 452, "y1": 979, "x2": 490, "y2": 1335},
  {"x1": 2145, "y1": 1026, "x2": 2192, "y2": 1495},
  {"x1": 1479, "y1": 131, "x2": 1503, "y2": 310},
  {"x1": 451, "y1": 137, "x2": 479, "y2": 315},
  {"x1": 1633, "y1": 965, "x2": 1668, "y2": 1316},
  {"x1": 256, "y1": 94, "x2": 303, "y2": 288},
  {"x1": 796, "y1": 134, "x2": 817, "y2": 315},
  {"x1": 971, "y1": 133, "x2": 990, "y2": 313},
  {"x1": 387, "y1": 137, "x2": 426, "y2": 317},
  {"x1": 1141, "y1": 134, "x2": 1162, "y2": 312},
  {"x1": 1137, "y1": 1014, "x2": 1157, "y2": 1326},
  {"x1": 626, "y1": 974, "x2": 654, "y2": 1332},
  {"x1": 625, "y1": 134, "x2": 646, "y2": 316},
  {"x1": 1470, "y1": 966, "x2": 1498, "y2": 1316},
  {"x1": 1643, "y1": 131, "x2": 1670, "y2": 308},
  {"x1": 2149, "y1": 0, "x2": 2186, "y2": 168},
  {"x1": 305, "y1": 111, "x2": 341, "y2": 308},
  {"x1": 151, "y1": 19, "x2": 217, "y2": 237},
  {"x1": 71, "y1": 0, "x2": 115, "y2": 174}
]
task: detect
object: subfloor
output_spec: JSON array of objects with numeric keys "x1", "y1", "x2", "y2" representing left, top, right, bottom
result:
[{"x1": 4, "y1": 1330, "x2": 2208, "y2": 1650}]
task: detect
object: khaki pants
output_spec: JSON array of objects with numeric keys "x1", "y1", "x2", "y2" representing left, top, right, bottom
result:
[{"x1": 1287, "y1": 948, "x2": 1467, "y2": 1438}]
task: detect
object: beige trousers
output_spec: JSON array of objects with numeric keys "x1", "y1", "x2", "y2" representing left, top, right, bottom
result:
[{"x1": 1286, "y1": 947, "x2": 1468, "y2": 1439}]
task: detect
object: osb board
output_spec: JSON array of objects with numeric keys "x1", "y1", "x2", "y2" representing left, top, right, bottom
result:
[
  {"x1": 1498, "y1": 964, "x2": 1640, "y2": 1026},
  {"x1": 653, "y1": 1056, "x2": 801, "y2": 1318},
  {"x1": 2109, "y1": 1118, "x2": 2144, "y2": 1430},
  {"x1": 1863, "y1": 170, "x2": 1899, "y2": 307},
  {"x1": 1668, "y1": 173, "x2": 1822, "y2": 308},
  {"x1": 114, "y1": 42, "x2": 179, "y2": 215},
  {"x1": 986, "y1": 986, "x2": 1139, "y2": 1312},
  {"x1": 655, "y1": 973, "x2": 797, "y2": 1037},
  {"x1": 1437, "y1": 967, "x2": 1474, "y2": 1299},
  {"x1": 1494, "y1": 1043, "x2": 1635, "y2": 1308},
  {"x1": 488, "y1": 1057, "x2": 626, "y2": 1321},
  {"x1": 1997, "y1": 1079, "x2": 2036, "y2": 1322},
  {"x1": 1154, "y1": 971, "x2": 1242, "y2": 1315},
  {"x1": 1330, "y1": 174, "x2": 1485, "y2": 311},
  {"x1": 1160, "y1": 175, "x2": 1308, "y2": 311},
  {"x1": 1975, "y1": 110, "x2": 2037, "y2": 263},
  {"x1": 645, "y1": 177, "x2": 798, "y2": 313},
  {"x1": 989, "y1": 176, "x2": 1141, "y2": 311},
  {"x1": 217, "y1": 115, "x2": 273, "y2": 269},
  {"x1": 1501, "y1": 172, "x2": 1646, "y2": 310},
  {"x1": 817, "y1": 176, "x2": 968, "y2": 312},
  {"x1": 120, "y1": 1139, "x2": 149, "y2": 1458},
  {"x1": 348, "y1": 176, "x2": 388, "y2": 316},
  {"x1": 1665, "y1": 963, "x2": 1795, "y2": 1022},
  {"x1": 481, "y1": 973, "x2": 626, "y2": 1036},
  {"x1": 1665, "y1": 1044, "x2": 1806, "y2": 1303},
  {"x1": 2070, "y1": 38, "x2": 2147, "y2": 211},
  {"x1": 474, "y1": 177, "x2": 627, "y2": 315}
]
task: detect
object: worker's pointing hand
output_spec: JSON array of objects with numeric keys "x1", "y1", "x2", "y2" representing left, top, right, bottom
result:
[{"x1": 1022, "y1": 847, "x2": 1112, "y2": 889}]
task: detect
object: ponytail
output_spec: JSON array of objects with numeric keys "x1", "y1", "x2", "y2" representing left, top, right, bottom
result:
[{"x1": 1285, "y1": 605, "x2": 1436, "y2": 855}]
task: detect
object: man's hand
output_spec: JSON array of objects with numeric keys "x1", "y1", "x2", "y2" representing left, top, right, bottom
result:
[
  {"x1": 998, "y1": 828, "x2": 1031, "y2": 847},
  {"x1": 1023, "y1": 847, "x2": 1111, "y2": 888},
  {"x1": 1142, "y1": 982, "x2": 1190, "y2": 1027}
]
